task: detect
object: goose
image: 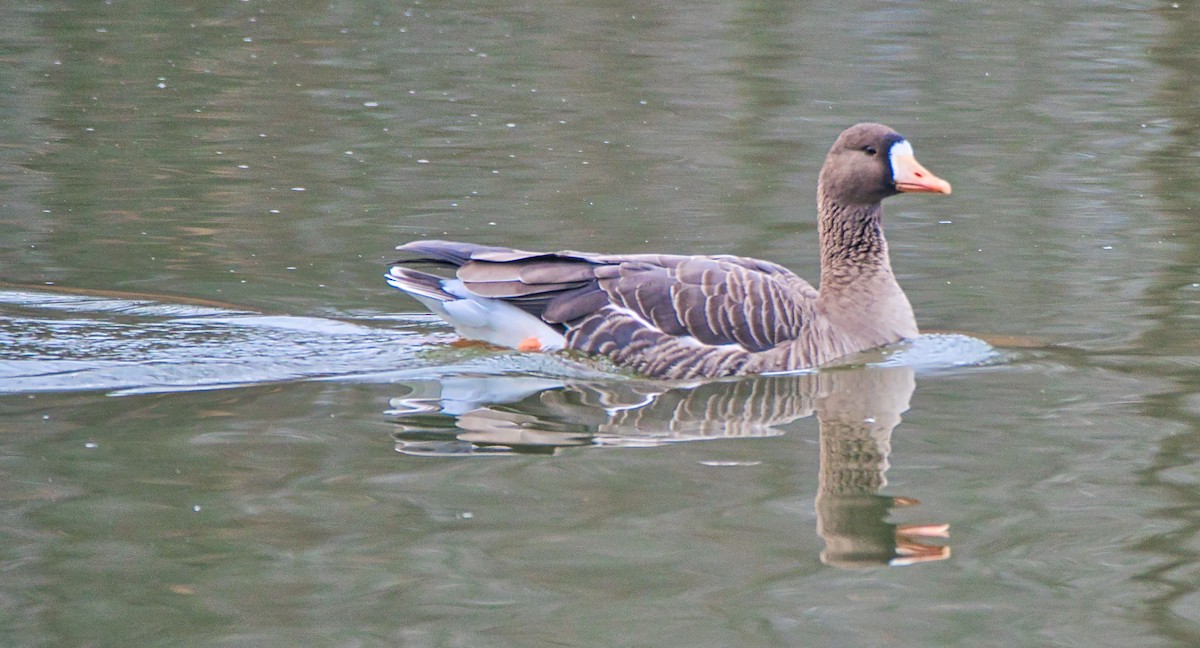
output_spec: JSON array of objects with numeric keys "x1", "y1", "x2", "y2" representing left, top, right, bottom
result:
[{"x1": 386, "y1": 122, "x2": 951, "y2": 380}]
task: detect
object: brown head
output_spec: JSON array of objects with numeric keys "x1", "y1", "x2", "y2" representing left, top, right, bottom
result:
[{"x1": 818, "y1": 122, "x2": 951, "y2": 206}]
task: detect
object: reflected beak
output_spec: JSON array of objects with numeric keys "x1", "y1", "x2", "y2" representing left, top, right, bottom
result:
[
  {"x1": 892, "y1": 154, "x2": 952, "y2": 195},
  {"x1": 891, "y1": 523, "x2": 952, "y2": 566},
  {"x1": 896, "y1": 523, "x2": 950, "y2": 539}
]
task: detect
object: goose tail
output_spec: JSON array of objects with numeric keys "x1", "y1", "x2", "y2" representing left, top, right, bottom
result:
[{"x1": 385, "y1": 266, "x2": 567, "y2": 352}]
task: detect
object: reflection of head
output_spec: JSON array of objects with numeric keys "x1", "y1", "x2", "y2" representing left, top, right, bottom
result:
[
  {"x1": 817, "y1": 493, "x2": 950, "y2": 568},
  {"x1": 813, "y1": 368, "x2": 948, "y2": 567}
]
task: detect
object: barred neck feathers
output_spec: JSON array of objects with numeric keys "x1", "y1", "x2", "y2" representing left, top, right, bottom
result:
[{"x1": 816, "y1": 200, "x2": 891, "y2": 291}]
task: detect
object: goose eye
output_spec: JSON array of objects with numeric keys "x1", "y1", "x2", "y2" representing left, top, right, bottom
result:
[{"x1": 863, "y1": 146, "x2": 877, "y2": 156}]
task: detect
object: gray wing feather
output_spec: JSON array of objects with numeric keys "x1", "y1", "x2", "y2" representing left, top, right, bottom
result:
[
  {"x1": 392, "y1": 240, "x2": 816, "y2": 354},
  {"x1": 602, "y1": 257, "x2": 814, "y2": 352}
]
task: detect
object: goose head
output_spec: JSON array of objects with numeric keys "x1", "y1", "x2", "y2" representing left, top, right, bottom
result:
[{"x1": 818, "y1": 122, "x2": 951, "y2": 207}]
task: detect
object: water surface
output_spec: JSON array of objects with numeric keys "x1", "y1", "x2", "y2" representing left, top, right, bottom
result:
[{"x1": 2, "y1": 1, "x2": 1199, "y2": 646}]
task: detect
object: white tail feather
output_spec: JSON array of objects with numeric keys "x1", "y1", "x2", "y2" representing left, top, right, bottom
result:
[{"x1": 385, "y1": 268, "x2": 566, "y2": 351}]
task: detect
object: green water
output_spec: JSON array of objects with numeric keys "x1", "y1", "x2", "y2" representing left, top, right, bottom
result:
[{"x1": 2, "y1": 1, "x2": 1199, "y2": 646}]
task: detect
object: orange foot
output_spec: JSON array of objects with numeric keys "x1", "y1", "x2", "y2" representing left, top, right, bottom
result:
[{"x1": 517, "y1": 337, "x2": 543, "y2": 352}]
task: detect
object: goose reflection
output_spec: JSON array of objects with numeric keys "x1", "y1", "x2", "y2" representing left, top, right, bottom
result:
[{"x1": 386, "y1": 365, "x2": 948, "y2": 567}]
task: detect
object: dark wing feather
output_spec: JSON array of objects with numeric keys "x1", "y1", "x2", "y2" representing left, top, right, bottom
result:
[
  {"x1": 596, "y1": 256, "x2": 814, "y2": 352},
  {"x1": 542, "y1": 286, "x2": 611, "y2": 323},
  {"x1": 393, "y1": 240, "x2": 517, "y2": 266},
  {"x1": 392, "y1": 241, "x2": 816, "y2": 353},
  {"x1": 393, "y1": 241, "x2": 607, "y2": 319}
]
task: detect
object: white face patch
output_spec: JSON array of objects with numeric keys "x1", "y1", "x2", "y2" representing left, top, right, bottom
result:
[
  {"x1": 889, "y1": 139, "x2": 915, "y2": 182},
  {"x1": 889, "y1": 139, "x2": 914, "y2": 161}
]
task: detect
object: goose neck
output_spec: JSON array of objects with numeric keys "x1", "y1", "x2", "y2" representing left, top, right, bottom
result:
[{"x1": 817, "y1": 200, "x2": 892, "y2": 290}]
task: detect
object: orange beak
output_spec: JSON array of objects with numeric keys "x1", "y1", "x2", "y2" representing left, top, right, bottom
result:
[{"x1": 892, "y1": 154, "x2": 952, "y2": 195}]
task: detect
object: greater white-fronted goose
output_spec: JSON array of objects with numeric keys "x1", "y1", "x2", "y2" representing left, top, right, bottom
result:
[{"x1": 387, "y1": 122, "x2": 951, "y2": 379}]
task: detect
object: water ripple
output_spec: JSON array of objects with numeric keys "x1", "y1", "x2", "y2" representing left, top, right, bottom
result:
[
  {"x1": 0, "y1": 289, "x2": 999, "y2": 396},
  {"x1": 0, "y1": 289, "x2": 426, "y2": 395}
]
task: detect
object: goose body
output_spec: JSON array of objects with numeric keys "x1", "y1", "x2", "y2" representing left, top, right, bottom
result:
[{"x1": 387, "y1": 123, "x2": 951, "y2": 380}]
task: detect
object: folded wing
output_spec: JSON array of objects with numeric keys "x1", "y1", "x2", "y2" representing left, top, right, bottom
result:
[{"x1": 392, "y1": 240, "x2": 817, "y2": 355}]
